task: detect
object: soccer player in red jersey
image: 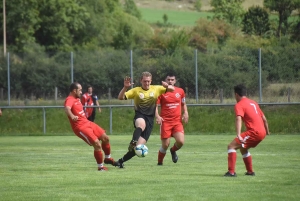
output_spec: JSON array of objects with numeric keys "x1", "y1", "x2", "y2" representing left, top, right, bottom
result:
[
  {"x1": 81, "y1": 85, "x2": 101, "y2": 122},
  {"x1": 64, "y1": 82, "x2": 118, "y2": 171},
  {"x1": 224, "y1": 84, "x2": 270, "y2": 177},
  {"x1": 155, "y1": 74, "x2": 189, "y2": 165}
]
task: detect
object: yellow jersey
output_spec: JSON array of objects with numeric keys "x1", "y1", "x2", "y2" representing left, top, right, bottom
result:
[{"x1": 125, "y1": 85, "x2": 166, "y2": 116}]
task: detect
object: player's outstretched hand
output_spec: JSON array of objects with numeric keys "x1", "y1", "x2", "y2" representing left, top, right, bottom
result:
[
  {"x1": 161, "y1": 81, "x2": 168, "y2": 88},
  {"x1": 124, "y1": 76, "x2": 134, "y2": 88}
]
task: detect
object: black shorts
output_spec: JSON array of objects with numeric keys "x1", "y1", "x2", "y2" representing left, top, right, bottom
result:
[{"x1": 133, "y1": 111, "x2": 154, "y2": 142}]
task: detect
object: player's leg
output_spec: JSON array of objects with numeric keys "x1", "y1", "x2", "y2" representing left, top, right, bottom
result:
[
  {"x1": 92, "y1": 122, "x2": 118, "y2": 167},
  {"x1": 224, "y1": 138, "x2": 242, "y2": 177},
  {"x1": 158, "y1": 121, "x2": 172, "y2": 165},
  {"x1": 158, "y1": 138, "x2": 170, "y2": 165},
  {"x1": 169, "y1": 123, "x2": 184, "y2": 163},
  {"x1": 240, "y1": 148, "x2": 255, "y2": 176},
  {"x1": 117, "y1": 118, "x2": 146, "y2": 168},
  {"x1": 131, "y1": 118, "x2": 146, "y2": 145},
  {"x1": 76, "y1": 125, "x2": 106, "y2": 171},
  {"x1": 240, "y1": 131, "x2": 263, "y2": 176},
  {"x1": 89, "y1": 110, "x2": 96, "y2": 122},
  {"x1": 91, "y1": 139, "x2": 107, "y2": 171}
]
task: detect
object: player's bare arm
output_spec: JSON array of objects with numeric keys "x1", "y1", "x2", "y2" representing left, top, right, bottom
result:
[
  {"x1": 262, "y1": 115, "x2": 270, "y2": 135},
  {"x1": 155, "y1": 105, "x2": 163, "y2": 125},
  {"x1": 161, "y1": 81, "x2": 174, "y2": 92},
  {"x1": 118, "y1": 76, "x2": 134, "y2": 100},
  {"x1": 64, "y1": 106, "x2": 78, "y2": 121},
  {"x1": 235, "y1": 116, "x2": 244, "y2": 142},
  {"x1": 96, "y1": 100, "x2": 101, "y2": 113},
  {"x1": 182, "y1": 103, "x2": 189, "y2": 124}
]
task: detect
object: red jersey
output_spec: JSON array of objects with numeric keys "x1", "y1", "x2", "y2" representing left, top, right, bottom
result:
[
  {"x1": 157, "y1": 87, "x2": 185, "y2": 122},
  {"x1": 234, "y1": 97, "x2": 266, "y2": 134},
  {"x1": 81, "y1": 93, "x2": 94, "y2": 118},
  {"x1": 64, "y1": 95, "x2": 89, "y2": 131}
]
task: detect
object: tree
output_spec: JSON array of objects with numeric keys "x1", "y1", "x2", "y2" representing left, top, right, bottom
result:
[
  {"x1": 194, "y1": 0, "x2": 202, "y2": 12},
  {"x1": 112, "y1": 22, "x2": 134, "y2": 50},
  {"x1": 264, "y1": 0, "x2": 300, "y2": 37},
  {"x1": 0, "y1": 0, "x2": 40, "y2": 52},
  {"x1": 124, "y1": 0, "x2": 142, "y2": 20},
  {"x1": 242, "y1": 6, "x2": 270, "y2": 36},
  {"x1": 34, "y1": 0, "x2": 89, "y2": 52},
  {"x1": 211, "y1": 0, "x2": 245, "y2": 25}
]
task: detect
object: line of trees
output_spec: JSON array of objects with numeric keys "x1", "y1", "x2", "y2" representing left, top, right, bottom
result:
[
  {"x1": 0, "y1": 44, "x2": 299, "y2": 100},
  {"x1": 0, "y1": 0, "x2": 299, "y2": 100}
]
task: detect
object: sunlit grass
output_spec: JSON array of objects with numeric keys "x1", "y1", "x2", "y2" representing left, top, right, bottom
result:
[{"x1": 0, "y1": 135, "x2": 299, "y2": 201}]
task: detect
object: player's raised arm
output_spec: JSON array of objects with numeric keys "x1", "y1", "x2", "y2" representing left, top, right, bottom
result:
[{"x1": 118, "y1": 76, "x2": 134, "y2": 100}]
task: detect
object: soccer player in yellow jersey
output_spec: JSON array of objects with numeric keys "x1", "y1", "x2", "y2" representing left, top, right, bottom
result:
[{"x1": 115, "y1": 72, "x2": 174, "y2": 168}]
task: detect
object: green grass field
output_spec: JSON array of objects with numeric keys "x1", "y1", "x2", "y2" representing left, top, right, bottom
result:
[
  {"x1": 140, "y1": 8, "x2": 214, "y2": 26},
  {"x1": 1, "y1": 135, "x2": 299, "y2": 201},
  {"x1": 139, "y1": 7, "x2": 298, "y2": 27}
]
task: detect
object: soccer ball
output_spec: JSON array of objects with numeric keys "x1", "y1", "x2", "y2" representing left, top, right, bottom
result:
[{"x1": 134, "y1": 144, "x2": 148, "y2": 157}]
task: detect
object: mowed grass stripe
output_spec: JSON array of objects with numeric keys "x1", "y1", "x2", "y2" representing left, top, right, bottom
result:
[{"x1": 0, "y1": 135, "x2": 299, "y2": 201}]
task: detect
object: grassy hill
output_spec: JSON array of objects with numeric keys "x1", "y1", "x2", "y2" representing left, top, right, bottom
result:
[
  {"x1": 132, "y1": 0, "x2": 264, "y2": 11},
  {"x1": 131, "y1": 0, "x2": 265, "y2": 26}
]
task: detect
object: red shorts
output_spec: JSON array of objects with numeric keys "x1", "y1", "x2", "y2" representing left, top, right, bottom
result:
[
  {"x1": 74, "y1": 122, "x2": 106, "y2": 146},
  {"x1": 160, "y1": 121, "x2": 184, "y2": 139},
  {"x1": 235, "y1": 130, "x2": 266, "y2": 149}
]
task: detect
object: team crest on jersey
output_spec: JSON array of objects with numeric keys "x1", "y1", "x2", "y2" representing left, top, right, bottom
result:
[
  {"x1": 175, "y1": 93, "x2": 180, "y2": 98},
  {"x1": 149, "y1": 92, "x2": 154, "y2": 97},
  {"x1": 139, "y1": 93, "x2": 145, "y2": 99}
]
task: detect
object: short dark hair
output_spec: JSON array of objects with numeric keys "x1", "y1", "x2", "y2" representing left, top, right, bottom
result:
[
  {"x1": 69, "y1": 82, "x2": 80, "y2": 92},
  {"x1": 87, "y1": 85, "x2": 93, "y2": 90},
  {"x1": 166, "y1": 73, "x2": 176, "y2": 78},
  {"x1": 234, "y1": 84, "x2": 247, "y2": 96}
]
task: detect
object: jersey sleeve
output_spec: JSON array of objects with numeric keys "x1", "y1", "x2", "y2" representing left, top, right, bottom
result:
[
  {"x1": 180, "y1": 88, "x2": 186, "y2": 106},
  {"x1": 64, "y1": 98, "x2": 74, "y2": 108},
  {"x1": 156, "y1": 95, "x2": 161, "y2": 105},
  {"x1": 156, "y1": 85, "x2": 167, "y2": 96},
  {"x1": 125, "y1": 88, "x2": 135, "y2": 99},
  {"x1": 234, "y1": 104, "x2": 244, "y2": 117}
]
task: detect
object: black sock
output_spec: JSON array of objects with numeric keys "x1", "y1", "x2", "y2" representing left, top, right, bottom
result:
[
  {"x1": 132, "y1": 127, "x2": 142, "y2": 141},
  {"x1": 119, "y1": 150, "x2": 136, "y2": 163}
]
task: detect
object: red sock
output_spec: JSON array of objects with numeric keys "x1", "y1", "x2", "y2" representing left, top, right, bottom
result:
[
  {"x1": 101, "y1": 142, "x2": 111, "y2": 155},
  {"x1": 94, "y1": 150, "x2": 103, "y2": 164},
  {"x1": 158, "y1": 151, "x2": 166, "y2": 164},
  {"x1": 171, "y1": 144, "x2": 179, "y2": 152},
  {"x1": 243, "y1": 155, "x2": 253, "y2": 173},
  {"x1": 228, "y1": 150, "x2": 237, "y2": 174}
]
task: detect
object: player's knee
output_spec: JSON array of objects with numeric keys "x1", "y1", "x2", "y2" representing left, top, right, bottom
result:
[
  {"x1": 177, "y1": 140, "x2": 184, "y2": 147},
  {"x1": 100, "y1": 134, "x2": 110, "y2": 143},
  {"x1": 162, "y1": 144, "x2": 169, "y2": 150},
  {"x1": 93, "y1": 140, "x2": 102, "y2": 150}
]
